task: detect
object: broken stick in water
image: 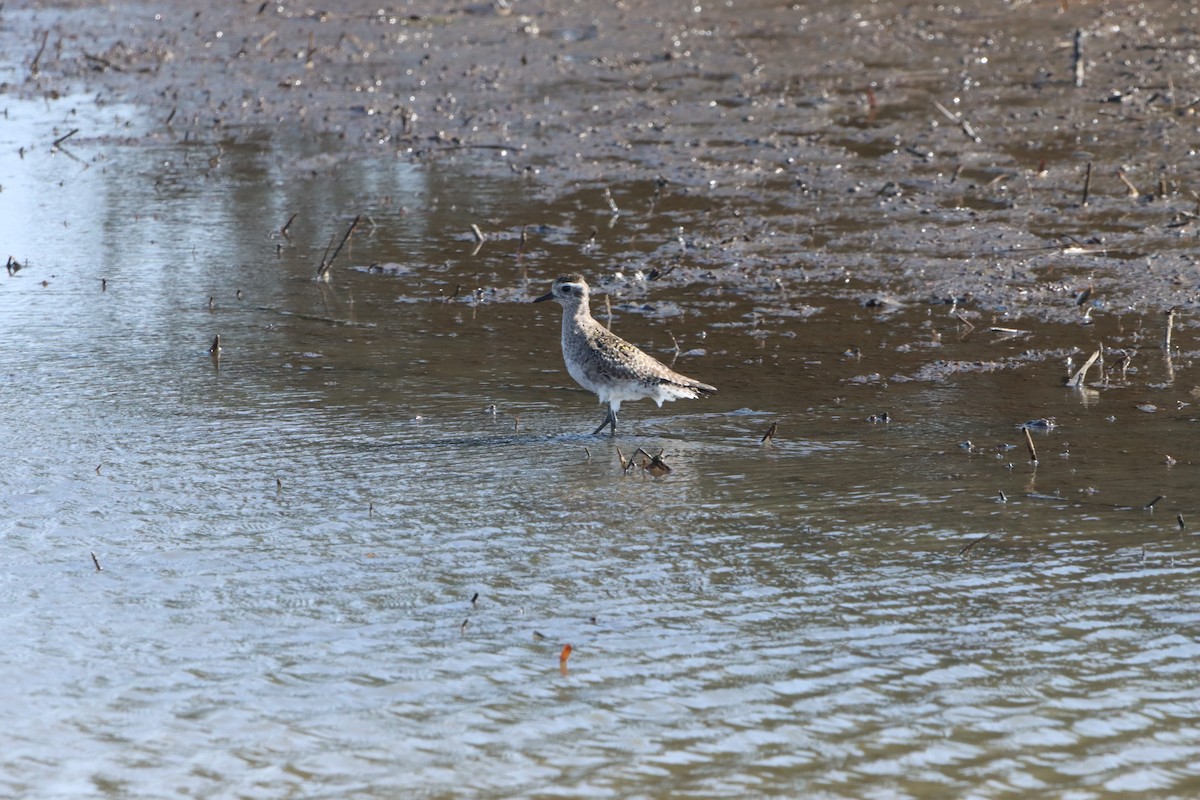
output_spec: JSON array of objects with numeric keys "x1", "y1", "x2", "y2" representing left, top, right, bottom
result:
[
  {"x1": 760, "y1": 421, "x2": 778, "y2": 444},
  {"x1": 29, "y1": 30, "x2": 49, "y2": 77},
  {"x1": 1067, "y1": 347, "x2": 1101, "y2": 388},
  {"x1": 316, "y1": 214, "x2": 362, "y2": 280},
  {"x1": 1073, "y1": 29, "x2": 1085, "y2": 88},
  {"x1": 1023, "y1": 427, "x2": 1038, "y2": 464},
  {"x1": 52, "y1": 128, "x2": 79, "y2": 150},
  {"x1": 1163, "y1": 307, "x2": 1176, "y2": 351},
  {"x1": 959, "y1": 531, "x2": 995, "y2": 556},
  {"x1": 1116, "y1": 170, "x2": 1139, "y2": 198},
  {"x1": 281, "y1": 212, "x2": 297, "y2": 240}
]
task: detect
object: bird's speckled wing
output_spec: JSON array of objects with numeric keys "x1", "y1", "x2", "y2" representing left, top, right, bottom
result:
[{"x1": 585, "y1": 326, "x2": 715, "y2": 394}]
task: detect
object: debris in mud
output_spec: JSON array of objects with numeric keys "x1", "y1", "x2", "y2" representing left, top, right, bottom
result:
[
  {"x1": 280, "y1": 213, "x2": 297, "y2": 241},
  {"x1": 760, "y1": 421, "x2": 778, "y2": 444},
  {"x1": 907, "y1": 361, "x2": 1014, "y2": 382},
  {"x1": 559, "y1": 644, "x2": 572, "y2": 676},
  {"x1": 1022, "y1": 428, "x2": 1038, "y2": 464},
  {"x1": 1066, "y1": 348, "x2": 1101, "y2": 389},
  {"x1": 316, "y1": 214, "x2": 362, "y2": 281}
]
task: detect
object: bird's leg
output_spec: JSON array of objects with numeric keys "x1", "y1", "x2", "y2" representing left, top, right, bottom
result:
[{"x1": 592, "y1": 406, "x2": 617, "y2": 436}]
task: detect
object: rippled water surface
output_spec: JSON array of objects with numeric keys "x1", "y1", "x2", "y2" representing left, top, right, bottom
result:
[{"x1": 3, "y1": 93, "x2": 1200, "y2": 799}]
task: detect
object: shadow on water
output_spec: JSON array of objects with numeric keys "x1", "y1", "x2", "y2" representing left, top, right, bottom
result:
[{"x1": 2, "y1": 43, "x2": 1200, "y2": 800}]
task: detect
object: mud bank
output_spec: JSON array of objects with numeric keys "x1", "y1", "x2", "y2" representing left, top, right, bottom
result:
[{"x1": 5, "y1": 0, "x2": 1200, "y2": 323}]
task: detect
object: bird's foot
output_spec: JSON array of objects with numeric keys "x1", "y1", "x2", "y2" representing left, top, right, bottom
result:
[{"x1": 592, "y1": 409, "x2": 617, "y2": 436}]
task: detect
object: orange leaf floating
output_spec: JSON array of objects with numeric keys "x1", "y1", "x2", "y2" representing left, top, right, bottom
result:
[{"x1": 559, "y1": 644, "x2": 573, "y2": 664}]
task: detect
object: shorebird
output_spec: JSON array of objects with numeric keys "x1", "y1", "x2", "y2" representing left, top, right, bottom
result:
[{"x1": 534, "y1": 273, "x2": 716, "y2": 435}]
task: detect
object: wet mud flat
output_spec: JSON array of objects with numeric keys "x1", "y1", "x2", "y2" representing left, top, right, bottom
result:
[
  {"x1": 6, "y1": 0, "x2": 1200, "y2": 319},
  {"x1": 5, "y1": 0, "x2": 1199, "y2": 471}
]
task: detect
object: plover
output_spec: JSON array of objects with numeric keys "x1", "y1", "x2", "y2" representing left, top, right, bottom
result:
[{"x1": 534, "y1": 273, "x2": 716, "y2": 434}]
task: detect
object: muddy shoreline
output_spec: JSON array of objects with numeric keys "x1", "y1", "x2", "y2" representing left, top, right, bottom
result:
[{"x1": 6, "y1": 0, "x2": 1200, "y2": 324}]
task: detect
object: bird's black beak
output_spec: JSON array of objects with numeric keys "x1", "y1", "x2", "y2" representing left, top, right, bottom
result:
[{"x1": 533, "y1": 291, "x2": 554, "y2": 303}]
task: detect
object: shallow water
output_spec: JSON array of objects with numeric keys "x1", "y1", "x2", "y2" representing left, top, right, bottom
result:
[{"x1": 3, "y1": 88, "x2": 1200, "y2": 800}]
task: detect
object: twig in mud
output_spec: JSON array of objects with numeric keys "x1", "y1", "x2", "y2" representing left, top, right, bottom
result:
[
  {"x1": 52, "y1": 128, "x2": 79, "y2": 150},
  {"x1": 666, "y1": 330, "x2": 681, "y2": 365},
  {"x1": 954, "y1": 313, "x2": 976, "y2": 331},
  {"x1": 1081, "y1": 161, "x2": 1092, "y2": 207},
  {"x1": 29, "y1": 30, "x2": 49, "y2": 77},
  {"x1": 432, "y1": 142, "x2": 518, "y2": 152},
  {"x1": 1165, "y1": 209, "x2": 1199, "y2": 229},
  {"x1": 959, "y1": 531, "x2": 995, "y2": 556},
  {"x1": 932, "y1": 99, "x2": 980, "y2": 143},
  {"x1": 1073, "y1": 29, "x2": 1085, "y2": 88},
  {"x1": 1144, "y1": 495, "x2": 1164, "y2": 511},
  {"x1": 603, "y1": 186, "x2": 620, "y2": 215},
  {"x1": 83, "y1": 52, "x2": 121, "y2": 72},
  {"x1": 760, "y1": 421, "x2": 778, "y2": 444},
  {"x1": 165, "y1": 106, "x2": 176, "y2": 127},
  {"x1": 604, "y1": 293, "x2": 612, "y2": 330},
  {"x1": 317, "y1": 232, "x2": 336, "y2": 275},
  {"x1": 209, "y1": 334, "x2": 221, "y2": 354},
  {"x1": 517, "y1": 225, "x2": 527, "y2": 258},
  {"x1": 91, "y1": 551, "x2": 103, "y2": 571},
  {"x1": 1023, "y1": 427, "x2": 1038, "y2": 464},
  {"x1": 1067, "y1": 347, "x2": 1101, "y2": 388},
  {"x1": 1163, "y1": 307, "x2": 1176, "y2": 351},
  {"x1": 316, "y1": 214, "x2": 361, "y2": 280},
  {"x1": 281, "y1": 212, "x2": 297, "y2": 240},
  {"x1": 616, "y1": 446, "x2": 631, "y2": 474},
  {"x1": 633, "y1": 448, "x2": 671, "y2": 477},
  {"x1": 1116, "y1": 170, "x2": 1139, "y2": 198},
  {"x1": 1178, "y1": 514, "x2": 1186, "y2": 530},
  {"x1": 470, "y1": 223, "x2": 486, "y2": 243},
  {"x1": 1111, "y1": 348, "x2": 1134, "y2": 381}
]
